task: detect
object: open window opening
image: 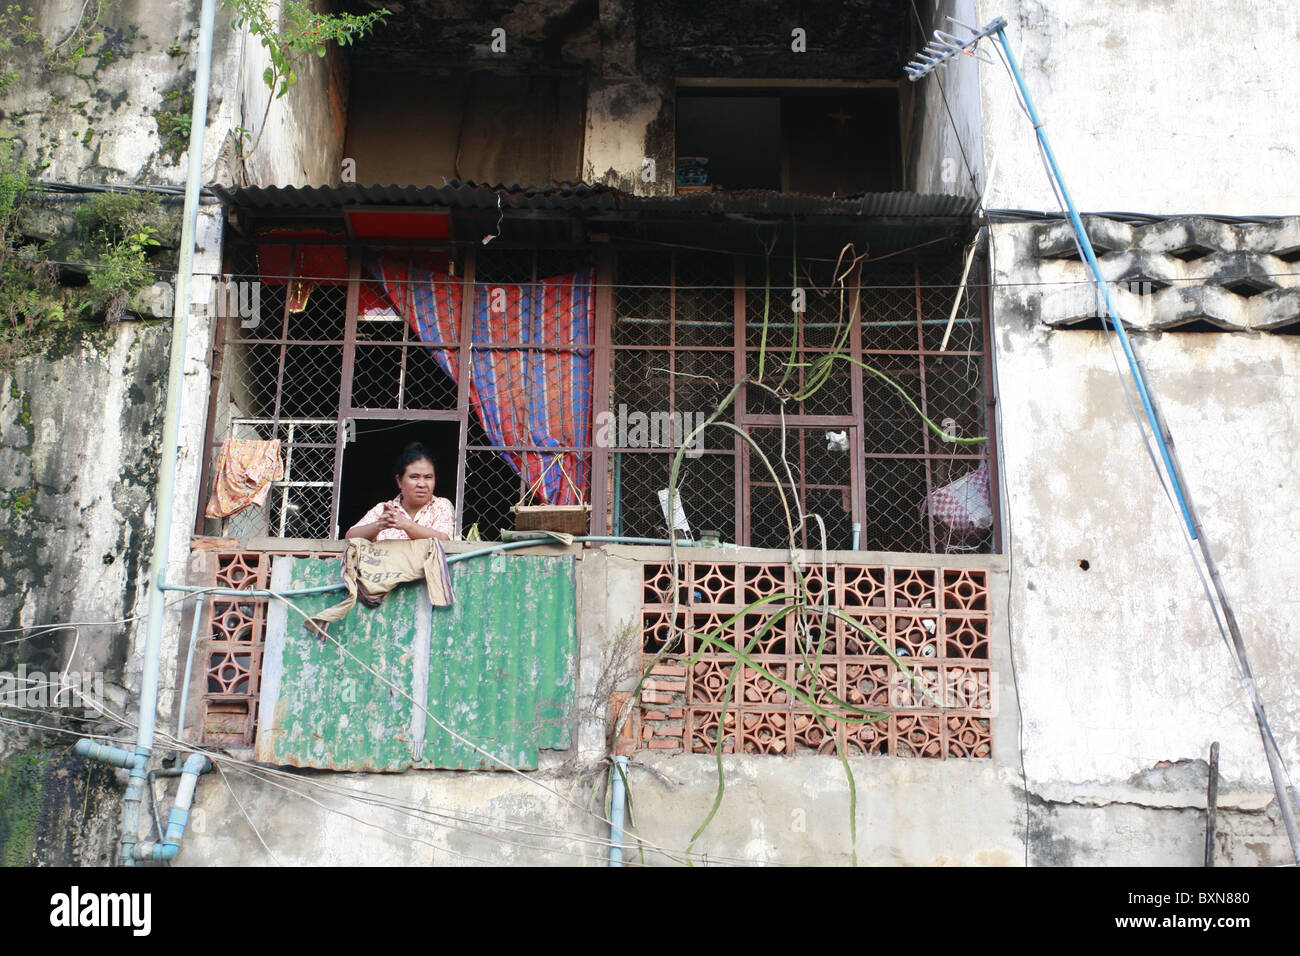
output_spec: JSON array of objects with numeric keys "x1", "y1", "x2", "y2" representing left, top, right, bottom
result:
[
  {"x1": 675, "y1": 87, "x2": 901, "y2": 194},
  {"x1": 339, "y1": 419, "x2": 461, "y2": 539}
]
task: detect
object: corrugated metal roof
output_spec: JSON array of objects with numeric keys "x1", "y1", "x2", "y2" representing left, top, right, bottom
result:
[
  {"x1": 210, "y1": 181, "x2": 978, "y2": 219},
  {"x1": 625, "y1": 189, "x2": 978, "y2": 217},
  {"x1": 257, "y1": 553, "x2": 576, "y2": 771},
  {"x1": 210, "y1": 181, "x2": 619, "y2": 212}
]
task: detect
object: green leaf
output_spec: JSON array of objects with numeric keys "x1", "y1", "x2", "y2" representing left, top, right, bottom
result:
[
  {"x1": 316, "y1": 45, "x2": 325, "y2": 57},
  {"x1": 262, "y1": 65, "x2": 273, "y2": 88}
]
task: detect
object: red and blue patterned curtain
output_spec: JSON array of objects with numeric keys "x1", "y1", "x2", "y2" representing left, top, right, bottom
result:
[{"x1": 365, "y1": 253, "x2": 593, "y2": 505}]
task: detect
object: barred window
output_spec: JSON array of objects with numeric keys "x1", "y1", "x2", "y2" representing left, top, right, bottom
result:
[
  {"x1": 609, "y1": 251, "x2": 996, "y2": 554},
  {"x1": 200, "y1": 240, "x2": 996, "y2": 554}
]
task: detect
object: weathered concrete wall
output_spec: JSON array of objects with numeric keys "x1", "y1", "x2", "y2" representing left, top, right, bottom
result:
[
  {"x1": 905, "y1": 0, "x2": 984, "y2": 197},
  {"x1": 235, "y1": 0, "x2": 344, "y2": 187},
  {"x1": 0, "y1": 322, "x2": 170, "y2": 690},
  {"x1": 976, "y1": 0, "x2": 1300, "y2": 214},
  {"x1": 0, "y1": 0, "x2": 339, "y2": 188},
  {"x1": 988, "y1": 220, "x2": 1298, "y2": 865},
  {"x1": 0, "y1": 204, "x2": 218, "y2": 868},
  {"x1": 583, "y1": 77, "x2": 673, "y2": 195},
  {"x1": 1, "y1": 0, "x2": 241, "y2": 185},
  {"x1": 0, "y1": 748, "x2": 120, "y2": 866}
]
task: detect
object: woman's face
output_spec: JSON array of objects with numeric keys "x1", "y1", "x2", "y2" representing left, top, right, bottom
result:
[{"x1": 396, "y1": 458, "x2": 436, "y2": 507}]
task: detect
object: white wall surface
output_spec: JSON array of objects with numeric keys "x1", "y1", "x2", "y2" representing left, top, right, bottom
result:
[
  {"x1": 989, "y1": 222, "x2": 1300, "y2": 805},
  {"x1": 977, "y1": 0, "x2": 1300, "y2": 215}
]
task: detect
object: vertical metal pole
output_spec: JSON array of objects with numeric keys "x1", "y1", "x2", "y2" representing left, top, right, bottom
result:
[
  {"x1": 121, "y1": 0, "x2": 218, "y2": 867},
  {"x1": 848, "y1": 263, "x2": 866, "y2": 549},
  {"x1": 1205, "y1": 741, "x2": 1219, "y2": 867},
  {"x1": 590, "y1": 250, "x2": 614, "y2": 534},
  {"x1": 193, "y1": 283, "x2": 229, "y2": 536},
  {"x1": 733, "y1": 256, "x2": 748, "y2": 545},
  {"x1": 978, "y1": 253, "x2": 1002, "y2": 553},
  {"x1": 914, "y1": 263, "x2": 936, "y2": 553},
  {"x1": 608, "y1": 754, "x2": 629, "y2": 866},
  {"x1": 333, "y1": 255, "x2": 361, "y2": 538},
  {"x1": 453, "y1": 249, "x2": 476, "y2": 535}
]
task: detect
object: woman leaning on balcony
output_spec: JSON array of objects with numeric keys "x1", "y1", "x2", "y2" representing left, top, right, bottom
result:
[{"x1": 343, "y1": 442, "x2": 454, "y2": 541}]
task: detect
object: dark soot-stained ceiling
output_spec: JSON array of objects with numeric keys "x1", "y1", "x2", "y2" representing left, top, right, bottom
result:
[{"x1": 340, "y1": 0, "x2": 913, "y2": 79}]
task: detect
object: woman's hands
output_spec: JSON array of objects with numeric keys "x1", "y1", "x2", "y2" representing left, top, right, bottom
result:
[
  {"x1": 344, "y1": 500, "x2": 450, "y2": 541},
  {"x1": 380, "y1": 501, "x2": 415, "y2": 534},
  {"x1": 382, "y1": 501, "x2": 449, "y2": 540}
]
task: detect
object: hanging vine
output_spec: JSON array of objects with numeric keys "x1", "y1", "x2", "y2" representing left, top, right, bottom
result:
[{"x1": 614, "y1": 236, "x2": 988, "y2": 865}]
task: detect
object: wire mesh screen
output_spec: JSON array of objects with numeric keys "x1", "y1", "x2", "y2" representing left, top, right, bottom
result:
[
  {"x1": 611, "y1": 253, "x2": 740, "y2": 541},
  {"x1": 202, "y1": 248, "x2": 346, "y2": 541},
  {"x1": 202, "y1": 242, "x2": 993, "y2": 552},
  {"x1": 748, "y1": 426, "x2": 856, "y2": 551},
  {"x1": 859, "y1": 261, "x2": 992, "y2": 554},
  {"x1": 611, "y1": 251, "x2": 994, "y2": 554}
]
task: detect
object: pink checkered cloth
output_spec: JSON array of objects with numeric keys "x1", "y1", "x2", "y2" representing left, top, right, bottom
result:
[{"x1": 921, "y1": 461, "x2": 991, "y2": 532}]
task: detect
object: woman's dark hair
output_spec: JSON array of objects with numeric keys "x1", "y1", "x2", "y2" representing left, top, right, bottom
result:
[{"x1": 394, "y1": 442, "x2": 435, "y2": 479}]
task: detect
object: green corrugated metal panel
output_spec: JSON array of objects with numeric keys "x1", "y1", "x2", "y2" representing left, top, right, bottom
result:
[
  {"x1": 425, "y1": 554, "x2": 576, "y2": 769},
  {"x1": 255, "y1": 553, "x2": 576, "y2": 772},
  {"x1": 255, "y1": 557, "x2": 425, "y2": 771}
]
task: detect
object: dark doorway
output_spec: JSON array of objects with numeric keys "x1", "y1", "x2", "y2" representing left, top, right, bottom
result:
[
  {"x1": 339, "y1": 419, "x2": 461, "y2": 537},
  {"x1": 676, "y1": 87, "x2": 900, "y2": 194}
]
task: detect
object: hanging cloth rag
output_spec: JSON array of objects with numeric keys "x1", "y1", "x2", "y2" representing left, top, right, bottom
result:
[
  {"x1": 306, "y1": 537, "x2": 455, "y2": 638},
  {"x1": 204, "y1": 439, "x2": 285, "y2": 519},
  {"x1": 920, "y1": 460, "x2": 992, "y2": 532}
]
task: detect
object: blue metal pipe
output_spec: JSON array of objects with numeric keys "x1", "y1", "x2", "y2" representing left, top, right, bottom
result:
[
  {"x1": 612, "y1": 453, "x2": 623, "y2": 536},
  {"x1": 993, "y1": 28, "x2": 1197, "y2": 539},
  {"x1": 159, "y1": 581, "x2": 346, "y2": 597},
  {"x1": 608, "y1": 754, "x2": 629, "y2": 866},
  {"x1": 174, "y1": 594, "x2": 205, "y2": 743},
  {"x1": 75, "y1": 739, "x2": 142, "y2": 770},
  {"x1": 130, "y1": 753, "x2": 211, "y2": 861},
  {"x1": 158, "y1": 537, "x2": 683, "y2": 598},
  {"x1": 111, "y1": 0, "x2": 218, "y2": 867},
  {"x1": 446, "y1": 536, "x2": 678, "y2": 564}
]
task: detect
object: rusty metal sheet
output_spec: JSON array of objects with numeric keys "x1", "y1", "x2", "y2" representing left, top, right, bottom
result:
[
  {"x1": 256, "y1": 556, "x2": 427, "y2": 771},
  {"x1": 256, "y1": 553, "x2": 576, "y2": 771}
]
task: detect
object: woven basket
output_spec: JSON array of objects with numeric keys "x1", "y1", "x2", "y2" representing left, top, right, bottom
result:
[
  {"x1": 511, "y1": 503, "x2": 591, "y2": 535},
  {"x1": 512, "y1": 456, "x2": 590, "y2": 535}
]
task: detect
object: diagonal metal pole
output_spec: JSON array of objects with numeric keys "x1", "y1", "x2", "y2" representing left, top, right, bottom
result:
[
  {"x1": 908, "y1": 16, "x2": 1300, "y2": 865},
  {"x1": 988, "y1": 23, "x2": 1300, "y2": 866}
]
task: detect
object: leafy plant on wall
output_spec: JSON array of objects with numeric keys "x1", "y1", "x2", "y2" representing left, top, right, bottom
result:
[{"x1": 221, "y1": 0, "x2": 391, "y2": 159}]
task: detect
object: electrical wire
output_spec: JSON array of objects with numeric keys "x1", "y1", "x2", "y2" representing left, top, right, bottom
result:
[
  {"x1": 985, "y1": 218, "x2": 1032, "y2": 867},
  {"x1": 0, "y1": 697, "x2": 618, "y2": 866},
  {"x1": 6, "y1": 694, "x2": 770, "y2": 866},
  {"x1": 32, "y1": 179, "x2": 1293, "y2": 225},
  {"x1": 214, "y1": 760, "x2": 283, "y2": 866},
  {"x1": 0, "y1": 587, "x2": 231, "y2": 645},
  {"x1": 29, "y1": 585, "x2": 773, "y2": 867},
  {"x1": 258, "y1": 588, "x2": 708, "y2": 863},
  {"x1": 28, "y1": 257, "x2": 1300, "y2": 293}
]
